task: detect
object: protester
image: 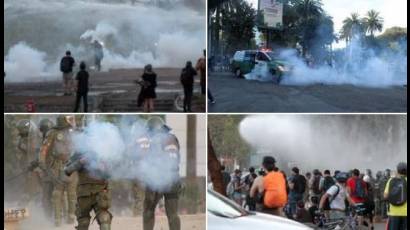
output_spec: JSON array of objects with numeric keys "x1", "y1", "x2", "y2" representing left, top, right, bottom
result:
[
  {"x1": 196, "y1": 50, "x2": 206, "y2": 96},
  {"x1": 221, "y1": 165, "x2": 231, "y2": 193},
  {"x1": 384, "y1": 162, "x2": 407, "y2": 230},
  {"x1": 319, "y1": 172, "x2": 354, "y2": 220},
  {"x1": 60, "y1": 51, "x2": 76, "y2": 96},
  {"x1": 363, "y1": 175, "x2": 375, "y2": 230},
  {"x1": 244, "y1": 167, "x2": 257, "y2": 211},
  {"x1": 380, "y1": 169, "x2": 392, "y2": 218},
  {"x1": 231, "y1": 169, "x2": 244, "y2": 206},
  {"x1": 262, "y1": 156, "x2": 287, "y2": 216},
  {"x1": 208, "y1": 88, "x2": 216, "y2": 104},
  {"x1": 93, "y1": 40, "x2": 104, "y2": 72},
  {"x1": 180, "y1": 61, "x2": 197, "y2": 112},
  {"x1": 347, "y1": 169, "x2": 368, "y2": 226},
  {"x1": 73, "y1": 62, "x2": 89, "y2": 112},
  {"x1": 250, "y1": 168, "x2": 266, "y2": 211},
  {"x1": 139, "y1": 64, "x2": 157, "y2": 112},
  {"x1": 310, "y1": 169, "x2": 322, "y2": 200},
  {"x1": 288, "y1": 167, "x2": 306, "y2": 219}
]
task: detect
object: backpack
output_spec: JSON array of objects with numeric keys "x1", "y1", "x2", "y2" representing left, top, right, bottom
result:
[
  {"x1": 60, "y1": 57, "x2": 72, "y2": 73},
  {"x1": 264, "y1": 171, "x2": 287, "y2": 208},
  {"x1": 387, "y1": 177, "x2": 407, "y2": 206},
  {"x1": 312, "y1": 176, "x2": 321, "y2": 194},
  {"x1": 352, "y1": 178, "x2": 366, "y2": 199},
  {"x1": 322, "y1": 176, "x2": 335, "y2": 193},
  {"x1": 323, "y1": 184, "x2": 340, "y2": 210}
]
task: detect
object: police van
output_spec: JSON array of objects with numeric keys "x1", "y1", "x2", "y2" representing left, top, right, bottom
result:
[{"x1": 231, "y1": 49, "x2": 291, "y2": 83}]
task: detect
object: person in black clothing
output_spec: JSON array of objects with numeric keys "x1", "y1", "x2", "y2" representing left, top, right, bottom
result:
[
  {"x1": 140, "y1": 64, "x2": 157, "y2": 113},
  {"x1": 288, "y1": 167, "x2": 307, "y2": 219},
  {"x1": 180, "y1": 61, "x2": 197, "y2": 112},
  {"x1": 73, "y1": 62, "x2": 89, "y2": 112},
  {"x1": 245, "y1": 167, "x2": 258, "y2": 211},
  {"x1": 60, "y1": 51, "x2": 76, "y2": 95}
]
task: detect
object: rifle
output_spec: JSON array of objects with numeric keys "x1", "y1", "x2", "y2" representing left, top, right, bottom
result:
[
  {"x1": 4, "y1": 169, "x2": 30, "y2": 183},
  {"x1": 5, "y1": 159, "x2": 41, "y2": 183}
]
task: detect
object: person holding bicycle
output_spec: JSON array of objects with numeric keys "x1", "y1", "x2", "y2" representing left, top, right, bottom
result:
[
  {"x1": 319, "y1": 172, "x2": 354, "y2": 221},
  {"x1": 347, "y1": 169, "x2": 369, "y2": 227}
]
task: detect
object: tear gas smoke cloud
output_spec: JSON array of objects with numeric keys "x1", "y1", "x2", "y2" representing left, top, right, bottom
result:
[
  {"x1": 4, "y1": 43, "x2": 59, "y2": 82},
  {"x1": 71, "y1": 119, "x2": 180, "y2": 192},
  {"x1": 4, "y1": 0, "x2": 205, "y2": 82},
  {"x1": 239, "y1": 115, "x2": 407, "y2": 173},
  {"x1": 278, "y1": 36, "x2": 407, "y2": 88}
]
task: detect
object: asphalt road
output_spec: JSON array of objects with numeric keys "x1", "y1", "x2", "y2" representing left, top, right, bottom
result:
[{"x1": 208, "y1": 72, "x2": 407, "y2": 113}]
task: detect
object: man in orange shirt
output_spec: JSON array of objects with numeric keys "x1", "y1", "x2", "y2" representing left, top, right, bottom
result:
[{"x1": 262, "y1": 156, "x2": 287, "y2": 217}]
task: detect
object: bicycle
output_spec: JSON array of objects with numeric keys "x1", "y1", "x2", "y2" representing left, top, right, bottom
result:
[{"x1": 314, "y1": 204, "x2": 368, "y2": 230}]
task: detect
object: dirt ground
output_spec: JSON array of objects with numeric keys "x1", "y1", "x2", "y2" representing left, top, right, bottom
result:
[
  {"x1": 4, "y1": 68, "x2": 205, "y2": 112},
  {"x1": 13, "y1": 214, "x2": 205, "y2": 230},
  {"x1": 208, "y1": 72, "x2": 407, "y2": 113}
]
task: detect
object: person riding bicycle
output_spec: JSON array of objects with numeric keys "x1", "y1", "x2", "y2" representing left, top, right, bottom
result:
[{"x1": 319, "y1": 172, "x2": 354, "y2": 220}]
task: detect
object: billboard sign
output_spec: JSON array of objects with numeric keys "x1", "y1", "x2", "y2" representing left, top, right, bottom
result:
[{"x1": 258, "y1": 0, "x2": 283, "y2": 29}]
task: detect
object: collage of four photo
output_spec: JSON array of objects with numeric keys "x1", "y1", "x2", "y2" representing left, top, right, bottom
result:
[{"x1": 4, "y1": 0, "x2": 407, "y2": 230}]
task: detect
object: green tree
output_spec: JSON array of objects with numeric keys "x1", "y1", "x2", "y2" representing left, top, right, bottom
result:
[
  {"x1": 363, "y1": 10, "x2": 384, "y2": 37},
  {"x1": 208, "y1": 115, "x2": 250, "y2": 167},
  {"x1": 340, "y1": 13, "x2": 363, "y2": 43},
  {"x1": 220, "y1": 0, "x2": 257, "y2": 54}
]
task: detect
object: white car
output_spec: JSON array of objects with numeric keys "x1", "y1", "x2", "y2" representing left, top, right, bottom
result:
[{"x1": 207, "y1": 189, "x2": 313, "y2": 230}]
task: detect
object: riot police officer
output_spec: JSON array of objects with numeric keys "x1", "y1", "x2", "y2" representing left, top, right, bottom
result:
[
  {"x1": 15, "y1": 119, "x2": 42, "y2": 206},
  {"x1": 64, "y1": 151, "x2": 112, "y2": 230},
  {"x1": 39, "y1": 115, "x2": 77, "y2": 226},
  {"x1": 38, "y1": 118, "x2": 56, "y2": 217},
  {"x1": 142, "y1": 117, "x2": 181, "y2": 230},
  {"x1": 39, "y1": 118, "x2": 54, "y2": 140}
]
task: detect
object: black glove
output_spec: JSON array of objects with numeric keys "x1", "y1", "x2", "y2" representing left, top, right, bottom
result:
[{"x1": 27, "y1": 160, "x2": 39, "y2": 171}]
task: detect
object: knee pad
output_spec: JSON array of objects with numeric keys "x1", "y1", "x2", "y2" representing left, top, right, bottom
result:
[{"x1": 96, "y1": 211, "x2": 112, "y2": 225}]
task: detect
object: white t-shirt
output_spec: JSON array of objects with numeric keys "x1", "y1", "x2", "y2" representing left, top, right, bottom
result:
[{"x1": 326, "y1": 183, "x2": 348, "y2": 210}]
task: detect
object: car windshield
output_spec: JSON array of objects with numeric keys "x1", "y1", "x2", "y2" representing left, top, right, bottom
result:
[
  {"x1": 207, "y1": 189, "x2": 249, "y2": 218},
  {"x1": 265, "y1": 51, "x2": 279, "y2": 60}
]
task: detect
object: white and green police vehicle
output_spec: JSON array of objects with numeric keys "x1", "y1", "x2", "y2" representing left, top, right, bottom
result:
[{"x1": 231, "y1": 49, "x2": 291, "y2": 84}]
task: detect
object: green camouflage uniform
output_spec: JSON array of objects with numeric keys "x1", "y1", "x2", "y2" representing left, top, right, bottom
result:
[
  {"x1": 65, "y1": 154, "x2": 112, "y2": 230},
  {"x1": 132, "y1": 182, "x2": 144, "y2": 216},
  {"x1": 38, "y1": 118, "x2": 55, "y2": 218},
  {"x1": 142, "y1": 118, "x2": 181, "y2": 230},
  {"x1": 39, "y1": 116, "x2": 77, "y2": 226},
  {"x1": 16, "y1": 119, "x2": 42, "y2": 206}
]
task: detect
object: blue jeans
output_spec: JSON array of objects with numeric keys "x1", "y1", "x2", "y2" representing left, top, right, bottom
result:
[{"x1": 288, "y1": 192, "x2": 303, "y2": 218}]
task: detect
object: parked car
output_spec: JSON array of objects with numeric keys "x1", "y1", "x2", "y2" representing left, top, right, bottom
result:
[{"x1": 207, "y1": 189, "x2": 313, "y2": 230}]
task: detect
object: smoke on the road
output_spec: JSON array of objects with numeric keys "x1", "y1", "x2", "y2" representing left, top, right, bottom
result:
[
  {"x1": 279, "y1": 40, "x2": 407, "y2": 88},
  {"x1": 4, "y1": 0, "x2": 205, "y2": 82},
  {"x1": 239, "y1": 115, "x2": 407, "y2": 173}
]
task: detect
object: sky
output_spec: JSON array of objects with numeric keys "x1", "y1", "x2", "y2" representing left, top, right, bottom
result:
[{"x1": 247, "y1": 0, "x2": 407, "y2": 48}]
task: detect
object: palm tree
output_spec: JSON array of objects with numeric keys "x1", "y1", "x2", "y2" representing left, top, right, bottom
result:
[
  {"x1": 340, "y1": 13, "x2": 363, "y2": 43},
  {"x1": 293, "y1": 0, "x2": 325, "y2": 57},
  {"x1": 363, "y1": 10, "x2": 384, "y2": 37},
  {"x1": 294, "y1": 0, "x2": 324, "y2": 19}
]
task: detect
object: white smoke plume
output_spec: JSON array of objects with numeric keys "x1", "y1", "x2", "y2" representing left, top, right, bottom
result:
[
  {"x1": 71, "y1": 118, "x2": 180, "y2": 192},
  {"x1": 4, "y1": 0, "x2": 205, "y2": 82},
  {"x1": 4, "y1": 43, "x2": 59, "y2": 82},
  {"x1": 245, "y1": 33, "x2": 407, "y2": 88},
  {"x1": 239, "y1": 115, "x2": 407, "y2": 173}
]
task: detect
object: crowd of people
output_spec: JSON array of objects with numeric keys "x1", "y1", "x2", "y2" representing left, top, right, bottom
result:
[
  {"x1": 220, "y1": 156, "x2": 407, "y2": 230},
  {"x1": 59, "y1": 48, "x2": 206, "y2": 113}
]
